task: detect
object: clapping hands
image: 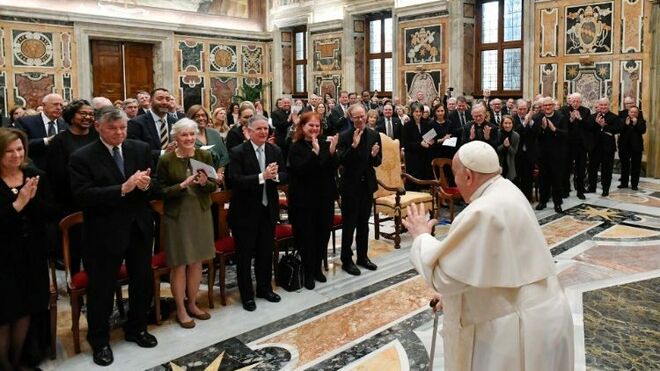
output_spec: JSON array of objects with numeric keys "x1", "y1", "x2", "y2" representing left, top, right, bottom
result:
[{"x1": 123, "y1": 169, "x2": 151, "y2": 194}]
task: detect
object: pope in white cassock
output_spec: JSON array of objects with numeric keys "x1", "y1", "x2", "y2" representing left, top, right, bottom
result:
[{"x1": 404, "y1": 141, "x2": 574, "y2": 371}]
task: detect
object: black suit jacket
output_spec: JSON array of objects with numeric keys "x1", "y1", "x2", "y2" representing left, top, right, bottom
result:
[
  {"x1": 271, "y1": 108, "x2": 292, "y2": 148},
  {"x1": 336, "y1": 126, "x2": 382, "y2": 194},
  {"x1": 514, "y1": 115, "x2": 541, "y2": 162},
  {"x1": 287, "y1": 140, "x2": 338, "y2": 209},
  {"x1": 617, "y1": 111, "x2": 646, "y2": 152},
  {"x1": 328, "y1": 105, "x2": 349, "y2": 136},
  {"x1": 227, "y1": 141, "x2": 288, "y2": 227},
  {"x1": 591, "y1": 111, "x2": 621, "y2": 153},
  {"x1": 376, "y1": 116, "x2": 403, "y2": 141},
  {"x1": 448, "y1": 110, "x2": 473, "y2": 128},
  {"x1": 560, "y1": 105, "x2": 595, "y2": 151},
  {"x1": 137, "y1": 107, "x2": 149, "y2": 116},
  {"x1": 127, "y1": 111, "x2": 177, "y2": 164},
  {"x1": 489, "y1": 110, "x2": 504, "y2": 127},
  {"x1": 16, "y1": 114, "x2": 68, "y2": 170},
  {"x1": 69, "y1": 139, "x2": 154, "y2": 257}
]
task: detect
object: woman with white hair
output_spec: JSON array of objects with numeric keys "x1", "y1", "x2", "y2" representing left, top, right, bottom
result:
[{"x1": 156, "y1": 118, "x2": 219, "y2": 328}]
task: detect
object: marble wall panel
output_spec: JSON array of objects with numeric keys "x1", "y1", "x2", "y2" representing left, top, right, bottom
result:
[
  {"x1": 62, "y1": 72, "x2": 72, "y2": 102},
  {"x1": 12, "y1": 30, "x2": 54, "y2": 67},
  {"x1": 540, "y1": 63, "x2": 557, "y2": 98},
  {"x1": 179, "y1": 75, "x2": 204, "y2": 111},
  {"x1": 312, "y1": 35, "x2": 341, "y2": 73},
  {"x1": 61, "y1": 32, "x2": 72, "y2": 68},
  {"x1": 281, "y1": 43, "x2": 293, "y2": 95},
  {"x1": 314, "y1": 74, "x2": 341, "y2": 100},
  {"x1": 565, "y1": 2, "x2": 614, "y2": 55},
  {"x1": 619, "y1": 60, "x2": 642, "y2": 109},
  {"x1": 621, "y1": 0, "x2": 644, "y2": 53},
  {"x1": 242, "y1": 45, "x2": 263, "y2": 74},
  {"x1": 178, "y1": 40, "x2": 204, "y2": 73},
  {"x1": 463, "y1": 23, "x2": 474, "y2": 95},
  {"x1": 13, "y1": 72, "x2": 55, "y2": 108},
  {"x1": 210, "y1": 76, "x2": 238, "y2": 111},
  {"x1": 0, "y1": 28, "x2": 4, "y2": 67},
  {"x1": 209, "y1": 44, "x2": 238, "y2": 73},
  {"x1": 540, "y1": 8, "x2": 558, "y2": 57},
  {"x1": 403, "y1": 25, "x2": 442, "y2": 65},
  {"x1": 0, "y1": 72, "x2": 6, "y2": 117},
  {"x1": 405, "y1": 71, "x2": 441, "y2": 106},
  {"x1": 563, "y1": 62, "x2": 612, "y2": 109},
  {"x1": 354, "y1": 36, "x2": 365, "y2": 94}
]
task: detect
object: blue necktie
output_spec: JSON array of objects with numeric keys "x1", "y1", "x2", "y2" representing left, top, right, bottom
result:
[{"x1": 112, "y1": 146, "x2": 125, "y2": 177}]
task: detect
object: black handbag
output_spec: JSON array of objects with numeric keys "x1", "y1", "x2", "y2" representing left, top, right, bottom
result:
[{"x1": 277, "y1": 251, "x2": 303, "y2": 291}]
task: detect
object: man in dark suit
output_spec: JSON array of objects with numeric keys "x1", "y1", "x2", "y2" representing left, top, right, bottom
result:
[
  {"x1": 271, "y1": 97, "x2": 292, "y2": 155},
  {"x1": 535, "y1": 97, "x2": 569, "y2": 213},
  {"x1": 168, "y1": 94, "x2": 186, "y2": 121},
  {"x1": 588, "y1": 98, "x2": 621, "y2": 197},
  {"x1": 15, "y1": 93, "x2": 68, "y2": 170},
  {"x1": 328, "y1": 91, "x2": 350, "y2": 136},
  {"x1": 560, "y1": 93, "x2": 593, "y2": 199},
  {"x1": 448, "y1": 96, "x2": 473, "y2": 134},
  {"x1": 127, "y1": 88, "x2": 177, "y2": 165},
  {"x1": 136, "y1": 90, "x2": 151, "y2": 116},
  {"x1": 376, "y1": 103, "x2": 403, "y2": 141},
  {"x1": 227, "y1": 114, "x2": 288, "y2": 312},
  {"x1": 69, "y1": 106, "x2": 157, "y2": 366},
  {"x1": 488, "y1": 98, "x2": 505, "y2": 127},
  {"x1": 617, "y1": 105, "x2": 646, "y2": 190},
  {"x1": 460, "y1": 105, "x2": 499, "y2": 149},
  {"x1": 337, "y1": 104, "x2": 382, "y2": 276},
  {"x1": 513, "y1": 99, "x2": 540, "y2": 201}
]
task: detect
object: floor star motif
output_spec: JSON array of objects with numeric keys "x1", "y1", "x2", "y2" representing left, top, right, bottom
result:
[
  {"x1": 577, "y1": 206, "x2": 622, "y2": 222},
  {"x1": 169, "y1": 352, "x2": 262, "y2": 371}
]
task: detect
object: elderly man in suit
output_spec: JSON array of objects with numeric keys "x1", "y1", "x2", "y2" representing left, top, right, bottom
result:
[
  {"x1": 588, "y1": 97, "x2": 621, "y2": 197},
  {"x1": 376, "y1": 103, "x2": 403, "y2": 141},
  {"x1": 136, "y1": 90, "x2": 151, "y2": 116},
  {"x1": 560, "y1": 93, "x2": 593, "y2": 200},
  {"x1": 127, "y1": 88, "x2": 177, "y2": 165},
  {"x1": 328, "y1": 91, "x2": 351, "y2": 136},
  {"x1": 15, "y1": 93, "x2": 68, "y2": 170},
  {"x1": 228, "y1": 114, "x2": 288, "y2": 312},
  {"x1": 337, "y1": 104, "x2": 382, "y2": 276},
  {"x1": 69, "y1": 106, "x2": 157, "y2": 366}
]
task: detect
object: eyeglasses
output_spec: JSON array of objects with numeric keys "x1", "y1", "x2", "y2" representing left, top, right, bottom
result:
[
  {"x1": 242, "y1": 115, "x2": 253, "y2": 119},
  {"x1": 351, "y1": 115, "x2": 365, "y2": 120},
  {"x1": 77, "y1": 111, "x2": 94, "y2": 117}
]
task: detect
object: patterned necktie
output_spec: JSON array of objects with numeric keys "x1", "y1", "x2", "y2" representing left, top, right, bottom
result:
[
  {"x1": 159, "y1": 119, "x2": 168, "y2": 149},
  {"x1": 496, "y1": 113, "x2": 500, "y2": 125},
  {"x1": 112, "y1": 146, "x2": 125, "y2": 177},
  {"x1": 460, "y1": 112, "x2": 465, "y2": 126},
  {"x1": 47, "y1": 121, "x2": 56, "y2": 136},
  {"x1": 386, "y1": 118, "x2": 393, "y2": 138},
  {"x1": 257, "y1": 147, "x2": 268, "y2": 206}
]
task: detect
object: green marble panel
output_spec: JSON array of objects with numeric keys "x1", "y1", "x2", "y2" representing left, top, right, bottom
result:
[{"x1": 583, "y1": 277, "x2": 660, "y2": 370}]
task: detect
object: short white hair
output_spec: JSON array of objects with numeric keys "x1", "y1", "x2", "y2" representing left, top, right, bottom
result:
[
  {"x1": 91, "y1": 96, "x2": 113, "y2": 109},
  {"x1": 170, "y1": 118, "x2": 199, "y2": 137},
  {"x1": 597, "y1": 97, "x2": 610, "y2": 105}
]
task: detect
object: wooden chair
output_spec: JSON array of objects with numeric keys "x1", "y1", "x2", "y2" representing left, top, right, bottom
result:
[
  {"x1": 208, "y1": 190, "x2": 235, "y2": 307},
  {"x1": 59, "y1": 212, "x2": 127, "y2": 354},
  {"x1": 150, "y1": 200, "x2": 216, "y2": 317},
  {"x1": 431, "y1": 158, "x2": 463, "y2": 221},
  {"x1": 374, "y1": 133, "x2": 438, "y2": 249},
  {"x1": 327, "y1": 198, "x2": 342, "y2": 271},
  {"x1": 47, "y1": 259, "x2": 58, "y2": 359},
  {"x1": 273, "y1": 184, "x2": 295, "y2": 284}
]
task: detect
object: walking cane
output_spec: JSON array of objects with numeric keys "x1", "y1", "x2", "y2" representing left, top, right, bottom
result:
[{"x1": 428, "y1": 298, "x2": 440, "y2": 371}]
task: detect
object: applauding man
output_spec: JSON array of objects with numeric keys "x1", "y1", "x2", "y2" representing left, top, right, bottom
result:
[{"x1": 69, "y1": 106, "x2": 157, "y2": 366}]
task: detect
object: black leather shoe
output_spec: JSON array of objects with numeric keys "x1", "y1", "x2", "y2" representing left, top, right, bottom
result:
[
  {"x1": 125, "y1": 331, "x2": 157, "y2": 348},
  {"x1": 356, "y1": 257, "x2": 377, "y2": 271},
  {"x1": 617, "y1": 184, "x2": 628, "y2": 189},
  {"x1": 242, "y1": 299, "x2": 256, "y2": 311},
  {"x1": 93, "y1": 345, "x2": 114, "y2": 366},
  {"x1": 602, "y1": 190, "x2": 609, "y2": 197},
  {"x1": 535, "y1": 203, "x2": 546, "y2": 211},
  {"x1": 577, "y1": 193, "x2": 586, "y2": 200},
  {"x1": 304, "y1": 279, "x2": 315, "y2": 290},
  {"x1": 256, "y1": 291, "x2": 281, "y2": 303},
  {"x1": 562, "y1": 192, "x2": 569, "y2": 199},
  {"x1": 585, "y1": 188, "x2": 596, "y2": 193},
  {"x1": 314, "y1": 271, "x2": 327, "y2": 283},
  {"x1": 554, "y1": 205, "x2": 563, "y2": 213},
  {"x1": 342, "y1": 262, "x2": 361, "y2": 276},
  {"x1": 631, "y1": 186, "x2": 638, "y2": 191}
]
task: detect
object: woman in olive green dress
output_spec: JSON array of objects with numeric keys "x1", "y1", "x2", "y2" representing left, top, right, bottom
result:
[{"x1": 156, "y1": 118, "x2": 220, "y2": 328}]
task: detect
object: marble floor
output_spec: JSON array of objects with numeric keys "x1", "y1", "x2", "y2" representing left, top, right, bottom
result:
[{"x1": 40, "y1": 176, "x2": 660, "y2": 371}]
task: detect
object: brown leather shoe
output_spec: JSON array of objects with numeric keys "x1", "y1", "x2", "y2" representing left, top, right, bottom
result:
[
  {"x1": 188, "y1": 311, "x2": 211, "y2": 320},
  {"x1": 176, "y1": 317, "x2": 196, "y2": 329}
]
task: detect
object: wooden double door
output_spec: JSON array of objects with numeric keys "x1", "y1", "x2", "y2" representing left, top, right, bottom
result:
[{"x1": 91, "y1": 40, "x2": 153, "y2": 102}]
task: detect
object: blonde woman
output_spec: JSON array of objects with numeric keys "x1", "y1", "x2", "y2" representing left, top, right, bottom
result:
[{"x1": 211, "y1": 107, "x2": 230, "y2": 138}]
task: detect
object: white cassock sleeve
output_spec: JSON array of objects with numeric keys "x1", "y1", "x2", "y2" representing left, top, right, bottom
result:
[{"x1": 410, "y1": 233, "x2": 467, "y2": 295}]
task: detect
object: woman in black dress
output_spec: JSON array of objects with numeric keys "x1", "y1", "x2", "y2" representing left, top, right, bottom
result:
[
  {"x1": 287, "y1": 112, "x2": 339, "y2": 289},
  {"x1": 428, "y1": 104, "x2": 460, "y2": 185},
  {"x1": 0, "y1": 128, "x2": 56, "y2": 371},
  {"x1": 402, "y1": 103, "x2": 432, "y2": 190}
]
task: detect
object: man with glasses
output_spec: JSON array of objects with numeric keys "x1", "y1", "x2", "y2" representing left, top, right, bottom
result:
[{"x1": 336, "y1": 104, "x2": 382, "y2": 275}]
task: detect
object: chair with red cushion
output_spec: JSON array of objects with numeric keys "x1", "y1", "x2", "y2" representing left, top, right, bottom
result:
[
  {"x1": 431, "y1": 158, "x2": 462, "y2": 221},
  {"x1": 272, "y1": 185, "x2": 295, "y2": 283},
  {"x1": 327, "y1": 199, "x2": 343, "y2": 270},
  {"x1": 59, "y1": 212, "x2": 128, "y2": 354},
  {"x1": 208, "y1": 190, "x2": 234, "y2": 306},
  {"x1": 47, "y1": 259, "x2": 57, "y2": 359}
]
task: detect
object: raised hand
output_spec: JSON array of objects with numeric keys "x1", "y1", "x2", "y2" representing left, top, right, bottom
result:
[
  {"x1": 401, "y1": 203, "x2": 437, "y2": 240},
  {"x1": 469, "y1": 125, "x2": 476, "y2": 140},
  {"x1": 371, "y1": 143, "x2": 380, "y2": 157},
  {"x1": 193, "y1": 170, "x2": 208, "y2": 186},
  {"x1": 311, "y1": 137, "x2": 320, "y2": 155},
  {"x1": 352, "y1": 128, "x2": 362, "y2": 148},
  {"x1": 484, "y1": 125, "x2": 491, "y2": 140},
  {"x1": 504, "y1": 137, "x2": 510, "y2": 148},
  {"x1": 165, "y1": 142, "x2": 177, "y2": 153},
  {"x1": 329, "y1": 134, "x2": 339, "y2": 155}
]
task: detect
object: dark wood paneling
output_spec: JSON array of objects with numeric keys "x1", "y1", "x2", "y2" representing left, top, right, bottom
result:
[
  {"x1": 91, "y1": 40, "x2": 123, "y2": 102},
  {"x1": 124, "y1": 42, "x2": 153, "y2": 99}
]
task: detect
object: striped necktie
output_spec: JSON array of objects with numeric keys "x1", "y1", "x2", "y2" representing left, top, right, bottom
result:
[{"x1": 159, "y1": 119, "x2": 168, "y2": 149}]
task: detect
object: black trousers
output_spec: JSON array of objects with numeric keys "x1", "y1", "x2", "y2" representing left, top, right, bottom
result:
[
  {"x1": 619, "y1": 151, "x2": 642, "y2": 187},
  {"x1": 340, "y1": 185, "x2": 372, "y2": 263},
  {"x1": 588, "y1": 149, "x2": 615, "y2": 192},
  {"x1": 563, "y1": 145, "x2": 587, "y2": 195},
  {"x1": 516, "y1": 153, "x2": 535, "y2": 200},
  {"x1": 84, "y1": 224, "x2": 152, "y2": 350},
  {"x1": 290, "y1": 201, "x2": 334, "y2": 278},
  {"x1": 539, "y1": 155, "x2": 564, "y2": 205},
  {"x1": 233, "y1": 206, "x2": 274, "y2": 302}
]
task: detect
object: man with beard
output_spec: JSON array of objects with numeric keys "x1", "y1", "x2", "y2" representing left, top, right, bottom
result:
[
  {"x1": 127, "y1": 88, "x2": 177, "y2": 165},
  {"x1": 513, "y1": 99, "x2": 540, "y2": 201},
  {"x1": 535, "y1": 97, "x2": 568, "y2": 213},
  {"x1": 588, "y1": 98, "x2": 621, "y2": 197},
  {"x1": 560, "y1": 93, "x2": 593, "y2": 200}
]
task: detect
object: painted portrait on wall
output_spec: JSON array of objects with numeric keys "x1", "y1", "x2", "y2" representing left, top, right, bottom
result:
[
  {"x1": 404, "y1": 25, "x2": 442, "y2": 65},
  {"x1": 565, "y1": 2, "x2": 613, "y2": 55},
  {"x1": 405, "y1": 70, "x2": 441, "y2": 105}
]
